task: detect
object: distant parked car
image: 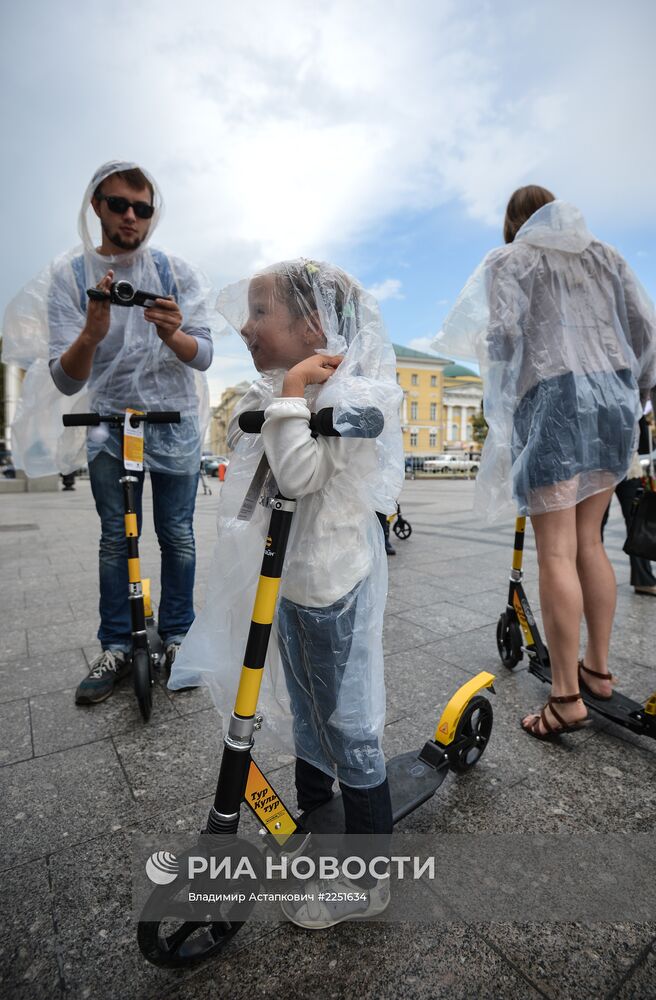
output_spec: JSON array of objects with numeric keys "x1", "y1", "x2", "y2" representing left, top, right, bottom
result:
[
  {"x1": 202, "y1": 455, "x2": 228, "y2": 476},
  {"x1": 424, "y1": 453, "x2": 479, "y2": 474}
]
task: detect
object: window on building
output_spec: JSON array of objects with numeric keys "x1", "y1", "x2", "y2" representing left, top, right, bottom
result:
[
  {"x1": 429, "y1": 432, "x2": 437, "y2": 447},
  {"x1": 410, "y1": 401, "x2": 418, "y2": 420},
  {"x1": 430, "y1": 402, "x2": 437, "y2": 420},
  {"x1": 411, "y1": 374, "x2": 418, "y2": 385},
  {"x1": 410, "y1": 432, "x2": 418, "y2": 446},
  {"x1": 430, "y1": 375, "x2": 437, "y2": 386}
]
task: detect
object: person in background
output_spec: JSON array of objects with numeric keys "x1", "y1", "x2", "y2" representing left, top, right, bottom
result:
[
  {"x1": 437, "y1": 185, "x2": 656, "y2": 739},
  {"x1": 602, "y1": 411, "x2": 656, "y2": 596}
]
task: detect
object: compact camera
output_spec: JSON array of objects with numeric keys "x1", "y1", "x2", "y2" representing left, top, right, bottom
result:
[{"x1": 86, "y1": 280, "x2": 160, "y2": 308}]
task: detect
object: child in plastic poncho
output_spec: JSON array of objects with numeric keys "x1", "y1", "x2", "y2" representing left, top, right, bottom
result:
[
  {"x1": 434, "y1": 186, "x2": 656, "y2": 742},
  {"x1": 169, "y1": 259, "x2": 404, "y2": 928}
]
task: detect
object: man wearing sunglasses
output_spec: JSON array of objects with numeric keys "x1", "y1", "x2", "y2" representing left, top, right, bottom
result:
[{"x1": 4, "y1": 160, "x2": 215, "y2": 707}]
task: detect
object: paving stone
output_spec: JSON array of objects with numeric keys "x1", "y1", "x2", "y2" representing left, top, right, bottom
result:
[
  {"x1": 27, "y1": 620, "x2": 99, "y2": 657},
  {"x1": 112, "y1": 708, "x2": 225, "y2": 813},
  {"x1": 0, "y1": 627, "x2": 28, "y2": 664},
  {"x1": 0, "y1": 698, "x2": 32, "y2": 765},
  {"x1": 1, "y1": 478, "x2": 653, "y2": 999},
  {"x1": 483, "y1": 922, "x2": 656, "y2": 1000},
  {"x1": 30, "y1": 682, "x2": 179, "y2": 756},
  {"x1": 0, "y1": 858, "x2": 61, "y2": 1000},
  {"x1": 0, "y1": 740, "x2": 136, "y2": 868},
  {"x1": 395, "y1": 600, "x2": 498, "y2": 637},
  {"x1": 46, "y1": 794, "x2": 277, "y2": 1000},
  {"x1": 160, "y1": 922, "x2": 542, "y2": 1000},
  {"x1": 615, "y1": 939, "x2": 656, "y2": 999},
  {"x1": 0, "y1": 649, "x2": 89, "y2": 703},
  {"x1": 382, "y1": 615, "x2": 443, "y2": 655}
]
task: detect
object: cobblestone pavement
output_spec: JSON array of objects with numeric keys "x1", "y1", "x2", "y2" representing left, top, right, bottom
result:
[{"x1": 1, "y1": 477, "x2": 655, "y2": 1000}]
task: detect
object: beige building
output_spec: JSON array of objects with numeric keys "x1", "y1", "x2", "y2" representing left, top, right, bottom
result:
[
  {"x1": 210, "y1": 350, "x2": 483, "y2": 461},
  {"x1": 208, "y1": 380, "x2": 250, "y2": 455}
]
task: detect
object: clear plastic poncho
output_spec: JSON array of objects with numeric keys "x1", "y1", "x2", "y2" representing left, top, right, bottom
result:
[
  {"x1": 433, "y1": 201, "x2": 656, "y2": 522},
  {"x1": 2, "y1": 160, "x2": 217, "y2": 476},
  {"x1": 170, "y1": 260, "x2": 404, "y2": 788}
]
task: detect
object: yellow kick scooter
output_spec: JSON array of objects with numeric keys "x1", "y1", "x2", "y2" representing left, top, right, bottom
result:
[
  {"x1": 137, "y1": 406, "x2": 495, "y2": 968},
  {"x1": 63, "y1": 410, "x2": 181, "y2": 721},
  {"x1": 497, "y1": 516, "x2": 656, "y2": 737}
]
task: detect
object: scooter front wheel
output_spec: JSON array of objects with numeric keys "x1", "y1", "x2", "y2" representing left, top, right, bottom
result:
[
  {"x1": 393, "y1": 518, "x2": 412, "y2": 539},
  {"x1": 137, "y1": 911, "x2": 244, "y2": 968},
  {"x1": 448, "y1": 695, "x2": 493, "y2": 773},
  {"x1": 133, "y1": 648, "x2": 153, "y2": 721},
  {"x1": 496, "y1": 611, "x2": 522, "y2": 669}
]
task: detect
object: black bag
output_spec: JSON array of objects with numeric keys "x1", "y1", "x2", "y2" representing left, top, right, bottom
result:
[{"x1": 623, "y1": 487, "x2": 656, "y2": 561}]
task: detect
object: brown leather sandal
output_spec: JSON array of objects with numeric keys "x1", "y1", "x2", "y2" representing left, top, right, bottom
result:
[
  {"x1": 522, "y1": 693, "x2": 590, "y2": 741},
  {"x1": 578, "y1": 659, "x2": 615, "y2": 702}
]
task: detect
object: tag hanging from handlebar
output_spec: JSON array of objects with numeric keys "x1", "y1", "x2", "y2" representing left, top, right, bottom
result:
[{"x1": 123, "y1": 409, "x2": 145, "y2": 471}]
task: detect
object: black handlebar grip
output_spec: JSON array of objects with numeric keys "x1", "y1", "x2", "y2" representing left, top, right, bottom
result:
[
  {"x1": 238, "y1": 406, "x2": 384, "y2": 438},
  {"x1": 238, "y1": 410, "x2": 266, "y2": 434},
  {"x1": 144, "y1": 411, "x2": 181, "y2": 423},
  {"x1": 62, "y1": 413, "x2": 102, "y2": 426}
]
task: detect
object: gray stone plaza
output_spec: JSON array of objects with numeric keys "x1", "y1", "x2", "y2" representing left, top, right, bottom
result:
[{"x1": 1, "y1": 477, "x2": 655, "y2": 999}]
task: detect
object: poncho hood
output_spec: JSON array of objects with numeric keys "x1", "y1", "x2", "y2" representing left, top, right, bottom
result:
[{"x1": 515, "y1": 199, "x2": 594, "y2": 254}]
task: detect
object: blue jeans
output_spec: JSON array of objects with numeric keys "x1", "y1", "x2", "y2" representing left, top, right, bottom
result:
[
  {"x1": 277, "y1": 589, "x2": 391, "y2": 836},
  {"x1": 89, "y1": 451, "x2": 199, "y2": 651}
]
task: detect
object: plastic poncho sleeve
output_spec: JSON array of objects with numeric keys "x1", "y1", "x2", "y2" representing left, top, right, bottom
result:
[
  {"x1": 616, "y1": 255, "x2": 656, "y2": 398},
  {"x1": 48, "y1": 260, "x2": 87, "y2": 365}
]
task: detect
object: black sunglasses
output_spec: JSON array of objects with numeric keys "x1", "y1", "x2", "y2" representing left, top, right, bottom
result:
[{"x1": 97, "y1": 194, "x2": 155, "y2": 220}]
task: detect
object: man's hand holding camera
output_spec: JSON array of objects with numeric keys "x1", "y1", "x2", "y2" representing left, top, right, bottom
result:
[
  {"x1": 84, "y1": 271, "x2": 199, "y2": 364},
  {"x1": 84, "y1": 270, "x2": 114, "y2": 344},
  {"x1": 144, "y1": 296, "x2": 199, "y2": 363},
  {"x1": 144, "y1": 296, "x2": 183, "y2": 343}
]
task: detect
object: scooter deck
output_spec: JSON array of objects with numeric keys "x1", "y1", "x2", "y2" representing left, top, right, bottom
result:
[
  {"x1": 528, "y1": 658, "x2": 656, "y2": 738},
  {"x1": 300, "y1": 748, "x2": 450, "y2": 834}
]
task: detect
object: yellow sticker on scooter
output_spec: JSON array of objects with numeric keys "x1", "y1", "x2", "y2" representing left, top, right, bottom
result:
[
  {"x1": 124, "y1": 409, "x2": 144, "y2": 471},
  {"x1": 513, "y1": 591, "x2": 534, "y2": 645},
  {"x1": 244, "y1": 759, "x2": 297, "y2": 844}
]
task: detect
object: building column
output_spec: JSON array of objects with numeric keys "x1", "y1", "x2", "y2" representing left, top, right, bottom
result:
[
  {"x1": 460, "y1": 405, "x2": 468, "y2": 442},
  {"x1": 446, "y1": 404, "x2": 453, "y2": 441}
]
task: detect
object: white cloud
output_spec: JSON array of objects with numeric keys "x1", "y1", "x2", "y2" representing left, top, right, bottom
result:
[
  {"x1": 407, "y1": 336, "x2": 445, "y2": 355},
  {"x1": 2, "y1": 0, "x2": 655, "y2": 317},
  {"x1": 367, "y1": 278, "x2": 404, "y2": 301}
]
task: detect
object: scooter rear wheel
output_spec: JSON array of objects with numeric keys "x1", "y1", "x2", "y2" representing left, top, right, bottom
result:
[
  {"x1": 496, "y1": 611, "x2": 523, "y2": 669},
  {"x1": 393, "y1": 518, "x2": 412, "y2": 539},
  {"x1": 133, "y1": 648, "x2": 153, "y2": 721},
  {"x1": 448, "y1": 695, "x2": 493, "y2": 773}
]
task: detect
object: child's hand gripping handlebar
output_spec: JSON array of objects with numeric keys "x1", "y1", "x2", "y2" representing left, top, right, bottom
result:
[
  {"x1": 62, "y1": 412, "x2": 181, "y2": 428},
  {"x1": 238, "y1": 405, "x2": 384, "y2": 438}
]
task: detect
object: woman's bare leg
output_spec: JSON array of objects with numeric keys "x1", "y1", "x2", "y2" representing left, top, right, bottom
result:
[
  {"x1": 576, "y1": 487, "x2": 616, "y2": 697},
  {"x1": 522, "y1": 506, "x2": 587, "y2": 732}
]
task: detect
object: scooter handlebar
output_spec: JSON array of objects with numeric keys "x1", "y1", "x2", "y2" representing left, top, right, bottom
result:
[
  {"x1": 238, "y1": 406, "x2": 384, "y2": 439},
  {"x1": 62, "y1": 411, "x2": 181, "y2": 427}
]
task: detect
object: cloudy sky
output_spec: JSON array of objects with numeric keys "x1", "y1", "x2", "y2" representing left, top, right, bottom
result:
[{"x1": 1, "y1": 0, "x2": 654, "y2": 401}]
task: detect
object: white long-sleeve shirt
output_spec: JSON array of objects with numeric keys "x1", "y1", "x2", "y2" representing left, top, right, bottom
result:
[{"x1": 231, "y1": 391, "x2": 378, "y2": 607}]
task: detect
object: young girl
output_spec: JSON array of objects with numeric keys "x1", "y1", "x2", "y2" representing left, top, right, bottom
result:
[{"x1": 170, "y1": 259, "x2": 404, "y2": 927}]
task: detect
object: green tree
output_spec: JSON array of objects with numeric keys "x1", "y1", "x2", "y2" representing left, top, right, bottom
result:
[{"x1": 471, "y1": 402, "x2": 488, "y2": 446}]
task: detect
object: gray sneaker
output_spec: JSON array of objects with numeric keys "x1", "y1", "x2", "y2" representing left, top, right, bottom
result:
[
  {"x1": 75, "y1": 650, "x2": 130, "y2": 705},
  {"x1": 281, "y1": 876, "x2": 390, "y2": 929}
]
